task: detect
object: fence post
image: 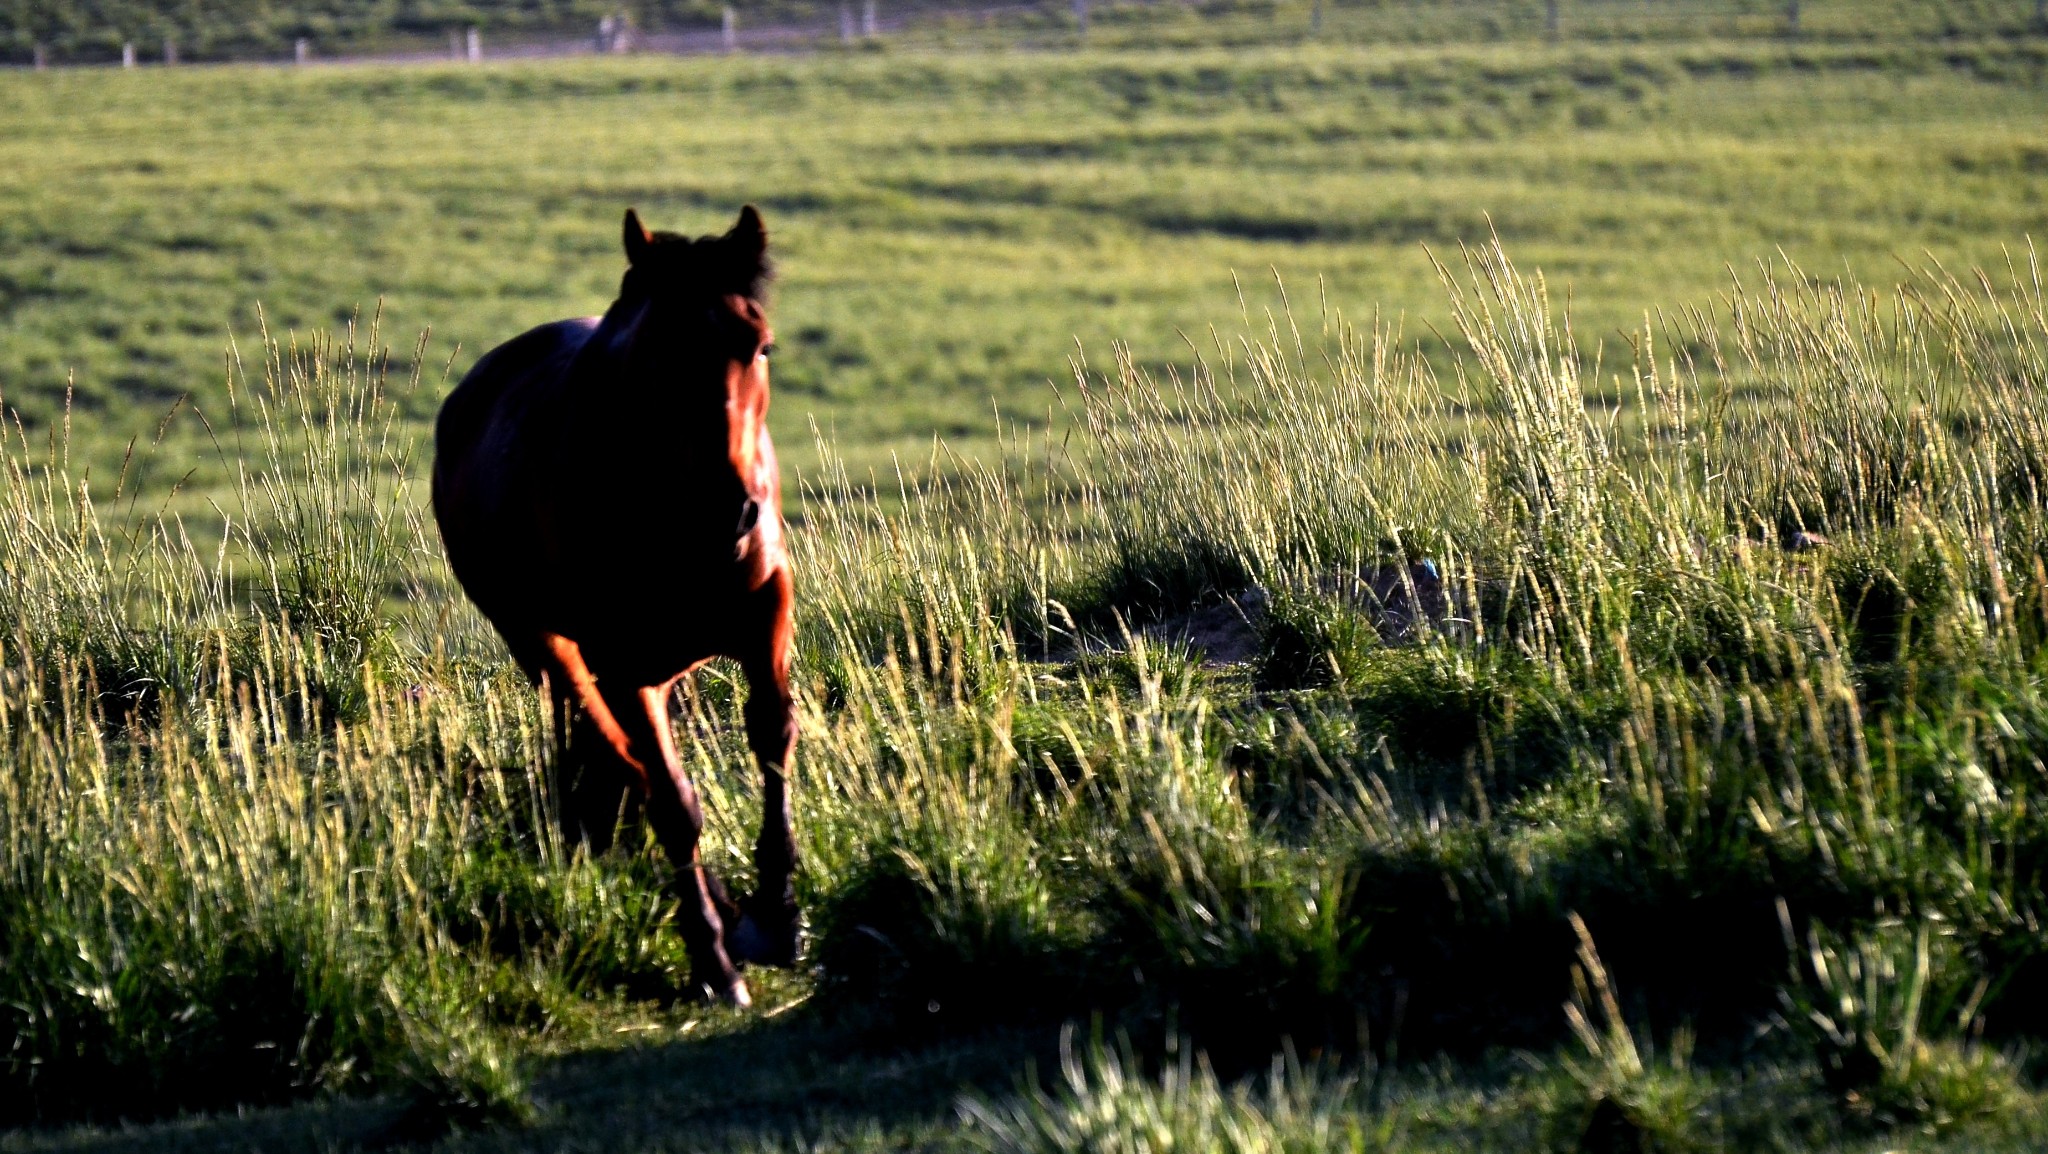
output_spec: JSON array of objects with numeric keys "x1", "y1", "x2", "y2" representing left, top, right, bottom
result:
[
  {"x1": 862, "y1": 0, "x2": 878, "y2": 37},
  {"x1": 1312, "y1": 0, "x2": 1323, "y2": 35},
  {"x1": 1073, "y1": 0, "x2": 1088, "y2": 37},
  {"x1": 294, "y1": 37, "x2": 309, "y2": 64},
  {"x1": 841, "y1": 2, "x2": 855, "y2": 42},
  {"x1": 722, "y1": 6, "x2": 738, "y2": 51},
  {"x1": 1545, "y1": 0, "x2": 1559, "y2": 39},
  {"x1": 32, "y1": 43, "x2": 46, "y2": 70},
  {"x1": 1786, "y1": 0, "x2": 1799, "y2": 35},
  {"x1": 163, "y1": 37, "x2": 176, "y2": 65},
  {"x1": 122, "y1": 41, "x2": 136, "y2": 67},
  {"x1": 466, "y1": 26, "x2": 481, "y2": 62},
  {"x1": 449, "y1": 28, "x2": 462, "y2": 58}
]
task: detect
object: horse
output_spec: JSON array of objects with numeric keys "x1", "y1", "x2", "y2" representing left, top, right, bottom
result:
[{"x1": 431, "y1": 206, "x2": 797, "y2": 1006}]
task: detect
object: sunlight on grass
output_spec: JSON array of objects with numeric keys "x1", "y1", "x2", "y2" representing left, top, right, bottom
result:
[{"x1": 8, "y1": 232, "x2": 2048, "y2": 1150}]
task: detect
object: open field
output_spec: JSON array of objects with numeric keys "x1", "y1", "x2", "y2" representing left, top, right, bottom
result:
[
  {"x1": 2, "y1": 32, "x2": 2046, "y2": 498},
  {"x1": 8, "y1": 17, "x2": 2048, "y2": 1154},
  {"x1": 5, "y1": 0, "x2": 2041, "y2": 65},
  {"x1": 13, "y1": 236, "x2": 2048, "y2": 1152}
]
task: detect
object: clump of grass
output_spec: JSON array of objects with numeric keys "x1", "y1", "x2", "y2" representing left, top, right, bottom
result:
[
  {"x1": 810, "y1": 796, "x2": 1086, "y2": 1032},
  {"x1": 1559, "y1": 913, "x2": 1717, "y2": 1153},
  {"x1": 385, "y1": 966, "x2": 536, "y2": 1135},
  {"x1": 959, "y1": 1027, "x2": 1376, "y2": 1154},
  {"x1": 0, "y1": 629, "x2": 538, "y2": 1122},
  {"x1": 228, "y1": 309, "x2": 426, "y2": 719},
  {"x1": 1253, "y1": 589, "x2": 1379, "y2": 692},
  {"x1": 0, "y1": 390, "x2": 233, "y2": 720},
  {"x1": 1096, "y1": 817, "x2": 1363, "y2": 1066},
  {"x1": 1779, "y1": 917, "x2": 2028, "y2": 1137}
]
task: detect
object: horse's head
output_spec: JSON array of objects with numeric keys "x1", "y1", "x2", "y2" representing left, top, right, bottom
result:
[{"x1": 604, "y1": 206, "x2": 778, "y2": 493}]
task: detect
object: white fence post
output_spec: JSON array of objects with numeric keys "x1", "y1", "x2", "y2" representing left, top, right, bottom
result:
[
  {"x1": 722, "y1": 6, "x2": 738, "y2": 51},
  {"x1": 294, "y1": 37, "x2": 309, "y2": 64},
  {"x1": 32, "y1": 44, "x2": 47, "y2": 69},
  {"x1": 122, "y1": 41, "x2": 136, "y2": 67},
  {"x1": 861, "y1": 0, "x2": 877, "y2": 37},
  {"x1": 163, "y1": 37, "x2": 176, "y2": 65},
  {"x1": 841, "y1": 2, "x2": 855, "y2": 42},
  {"x1": 597, "y1": 13, "x2": 632, "y2": 53},
  {"x1": 1074, "y1": 0, "x2": 1088, "y2": 37},
  {"x1": 466, "y1": 26, "x2": 481, "y2": 62}
]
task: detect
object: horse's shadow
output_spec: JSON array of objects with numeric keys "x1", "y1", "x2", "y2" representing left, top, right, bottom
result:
[{"x1": 7, "y1": 1008, "x2": 1053, "y2": 1154}]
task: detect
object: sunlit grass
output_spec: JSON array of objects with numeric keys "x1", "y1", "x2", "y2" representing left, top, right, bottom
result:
[
  {"x1": 9, "y1": 232, "x2": 2048, "y2": 1149},
  {"x1": 9, "y1": 16, "x2": 2048, "y2": 1150}
]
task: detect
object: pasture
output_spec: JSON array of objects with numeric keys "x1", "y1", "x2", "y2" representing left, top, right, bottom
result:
[
  {"x1": 3, "y1": 35, "x2": 2047, "y2": 491},
  {"x1": 5, "y1": 19, "x2": 2048, "y2": 1154}
]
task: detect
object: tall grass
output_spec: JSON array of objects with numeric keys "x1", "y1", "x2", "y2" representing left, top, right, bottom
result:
[
  {"x1": 9, "y1": 238, "x2": 2048, "y2": 1147},
  {"x1": 0, "y1": 324, "x2": 699, "y2": 1128},
  {"x1": 790, "y1": 237, "x2": 2048, "y2": 1142}
]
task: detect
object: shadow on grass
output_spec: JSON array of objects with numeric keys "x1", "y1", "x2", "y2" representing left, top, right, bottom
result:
[{"x1": 3, "y1": 993, "x2": 1050, "y2": 1154}]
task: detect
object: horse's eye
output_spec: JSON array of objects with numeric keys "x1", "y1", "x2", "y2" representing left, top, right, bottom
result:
[{"x1": 760, "y1": 343, "x2": 777, "y2": 359}]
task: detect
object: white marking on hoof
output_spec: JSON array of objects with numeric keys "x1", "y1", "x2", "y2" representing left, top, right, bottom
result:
[{"x1": 723, "y1": 977, "x2": 752, "y2": 1008}]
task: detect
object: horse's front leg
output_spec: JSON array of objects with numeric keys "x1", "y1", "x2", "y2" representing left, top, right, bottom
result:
[
  {"x1": 730, "y1": 569, "x2": 801, "y2": 967},
  {"x1": 624, "y1": 681, "x2": 750, "y2": 1006}
]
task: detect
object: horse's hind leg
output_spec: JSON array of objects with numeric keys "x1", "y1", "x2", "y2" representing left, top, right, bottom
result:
[
  {"x1": 731, "y1": 570, "x2": 801, "y2": 967},
  {"x1": 555, "y1": 693, "x2": 637, "y2": 854},
  {"x1": 537, "y1": 639, "x2": 639, "y2": 853},
  {"x1": 627, "y1": 682, "x2": 749, "y2": 1006}
]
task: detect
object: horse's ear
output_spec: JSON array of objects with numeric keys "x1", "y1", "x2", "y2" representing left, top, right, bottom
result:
[
  {"x1": 729, "y1": 205, "x2": 767, "y2": 259},
  {"x1": 726, "y1": 205, "x2": 770, "y2": 293},
  {"x1": 623, "y1": 208, "x2": 653, "y2": 267}
]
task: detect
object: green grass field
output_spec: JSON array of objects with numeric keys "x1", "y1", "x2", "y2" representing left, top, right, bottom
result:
[
  {"x1": 3, "y1": 31, "x2": 2045, "y2": 495},
  {"x1": 6, "y1": 0, "x2": 2040, "y2": 65},
  {"x1": 8, "y1": 14, "x2": 2048, "y2": 1154}
]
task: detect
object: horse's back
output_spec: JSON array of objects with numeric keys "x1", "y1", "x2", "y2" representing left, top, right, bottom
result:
[
  {"x1": 433, "y1": 317, "x2": 600, "y2": 657},
  {"x1": 435, "y1": 318, "x2": 599, "y2": 475}
]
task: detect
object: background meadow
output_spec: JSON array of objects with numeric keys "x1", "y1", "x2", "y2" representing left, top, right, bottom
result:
[
  {"x1": 5, "y1": 6, "x2": 2048, "y2": 1152},
  {"x1": 3, "y1": 29, "x2": 2046, "y2": 491}
]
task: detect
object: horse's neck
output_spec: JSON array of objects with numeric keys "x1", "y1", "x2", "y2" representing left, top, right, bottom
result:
[{"x1": 555, "y1": 307, "x2": 735, "y2": 466}]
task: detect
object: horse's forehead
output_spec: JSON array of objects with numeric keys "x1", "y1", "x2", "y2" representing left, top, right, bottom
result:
[{"x1": 723, "y1": 294, "x2": 768, "y2": 325}]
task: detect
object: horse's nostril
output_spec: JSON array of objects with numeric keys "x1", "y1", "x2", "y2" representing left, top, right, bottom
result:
[{"x1": 737, "y1": 498, "x2": 761, "y2": 537}]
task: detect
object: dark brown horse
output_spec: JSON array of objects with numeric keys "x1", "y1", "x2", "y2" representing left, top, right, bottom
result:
[{"x1": 432, "y1": 206, "x2": 796, "y2": 1005}]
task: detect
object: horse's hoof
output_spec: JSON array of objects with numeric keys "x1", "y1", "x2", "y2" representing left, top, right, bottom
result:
[
  {"x1": 730, "y1": 910, "x2": 802, "y2": 968},
  {"x1": 705, "y1": 976, "x2": 752, "y2": 1008}
]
